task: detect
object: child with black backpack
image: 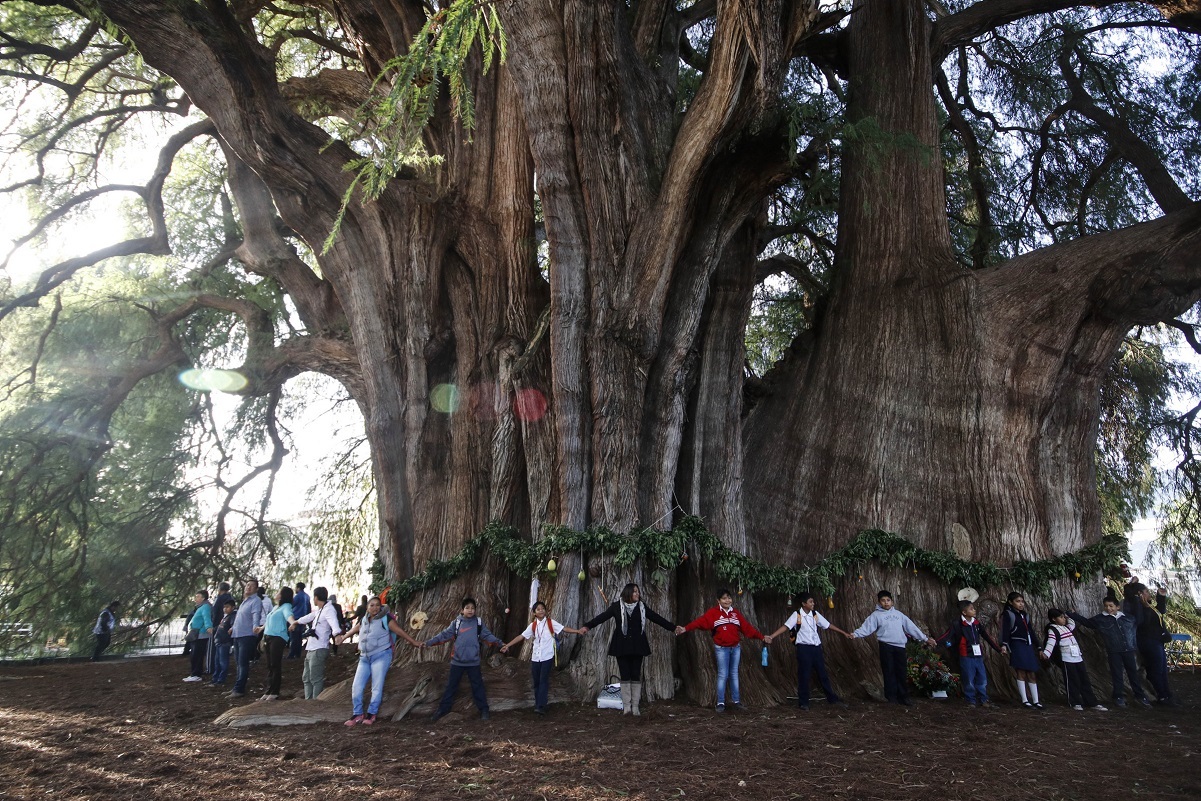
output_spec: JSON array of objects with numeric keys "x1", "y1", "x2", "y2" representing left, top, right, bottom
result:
[
  {"x1": 425, "y1": 597, "x2": 505, "y2": 721},
  {"x1": 1041, "y1": 608, "x2": 1107, "y2": 712}
]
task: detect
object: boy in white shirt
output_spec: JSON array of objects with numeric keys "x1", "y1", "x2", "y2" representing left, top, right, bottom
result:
[
  {"x1": 501, "y1": 601, "x2": 582, "y2": 715},
  {"x1": 1041, "y1": 608, "x2": 1107, "y2": 712},
  {"x1": 767, "y1": 593, "x2": 851, "y2": 710}
]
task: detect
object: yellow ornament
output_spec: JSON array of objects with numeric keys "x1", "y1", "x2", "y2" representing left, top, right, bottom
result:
[
  {"x1": 827, "y1": 598, "x2": 835, "y2": 609},
  {"x1": 547, "y1": 558, "x2": 557, "y2": 572},
  {"x1": 578, "y1": 570, "x2": 587, "y2": 581},
  {"x1": 1074, "y1": 571, "x2": 1081, "y2": 580}
]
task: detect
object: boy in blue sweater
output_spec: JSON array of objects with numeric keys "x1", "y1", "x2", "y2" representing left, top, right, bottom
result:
[
  {"x1": 850, "y1": 590, "x2": 937, "y2": 706},
  {"x1": 424, "y1": 598, "x2": 504, "y2": 721}
]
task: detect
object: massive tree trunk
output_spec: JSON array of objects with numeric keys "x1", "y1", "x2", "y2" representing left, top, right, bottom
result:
[
  {"x1": 742, "y1": 0, "x2": 1201, "y2": 695},
  {"x1": 88, "y1": 0, "x2": 1201, "y2": 707}
]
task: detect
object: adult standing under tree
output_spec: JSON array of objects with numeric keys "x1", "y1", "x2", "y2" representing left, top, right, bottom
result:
[
  {"x1": 580, "y1": 584, "x2": 677, "y2": 716},
  {"x1": 90, "y1": 600, "x2": 120, "y2": 662},
  {"x1": 289, "y1": 582, "x2": 310, "y2": 660},
  {"x1": 1122, "y1": 583, "x2": 1178, "y2": 706},
  {"x1": 183, "y1": 590, "x2": 213, "y2": 682},
  {"x1": 256, "y1": 587, "x2": 295, "y2": 701},
  {"x1": 291, "y1": 586, "x2": 341, "y2": 699},
  {"x1": 229, "y1": 580, "x2": 264, "y2": 699}
]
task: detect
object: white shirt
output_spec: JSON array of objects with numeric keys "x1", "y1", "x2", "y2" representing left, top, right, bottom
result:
[
  {"x1": 521, "y1": 617, "x2": 565, "y2": 662},
  {"x1": 294, "y1": 603, "x2": 342, "y2": 651},
  {"x1": 785, "y1": 610, "x2": 830, "y2": 647},
  {"x1": 260, "y1": 595, "x2": 273, "y2": 616}
]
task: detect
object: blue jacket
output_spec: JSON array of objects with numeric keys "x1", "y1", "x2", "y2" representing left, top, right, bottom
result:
[
  {"x1": 425, "y1": 615, "x2": 503, "y2": 666},
  {"x1": 189, "y1": 602, "x2": 213, "y2": 639},
  {"x1": 292, "y1": 590, "x2": 311, "y2": 619},
  {"x1": 1069, "y1": 611, "x2": 1137, "y2": 653}
]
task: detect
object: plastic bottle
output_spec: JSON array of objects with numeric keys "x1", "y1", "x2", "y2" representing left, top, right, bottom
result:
[{"x1": 761, "y1": 646, "x2": 769, "y2": 667}]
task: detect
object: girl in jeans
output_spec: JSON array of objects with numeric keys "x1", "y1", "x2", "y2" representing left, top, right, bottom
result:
[
  {"x1": 335, "y1": 596, "x2": 420, "y2": 726},
  {"x1": 677, "y1": 589, "x2": 767, "y2": 712}
]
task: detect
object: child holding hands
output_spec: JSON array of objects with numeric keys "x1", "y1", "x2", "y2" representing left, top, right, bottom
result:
[
  {"x1": 500, "y1": 601, "x2": 582, "y2": 716},
  {"x1": 767, "y1": 592, "x2": 850, "y2": 710}
]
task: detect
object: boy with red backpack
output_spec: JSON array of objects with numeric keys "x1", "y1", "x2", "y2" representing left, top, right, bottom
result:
[{"x1": 425, "y1": 597, "x2": 505, "y2": 721}]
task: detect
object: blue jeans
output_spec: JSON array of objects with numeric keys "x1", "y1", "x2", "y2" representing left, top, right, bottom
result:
[
  {"x1": 959, "y1": 655, "x2": 988, "y2": 703},
  {"x1": 211, "y1": 640, "x2": 231, "y2": 684},
  {"x1": 530, "y1": 659, "x2": 554, "y2": 709},
  {"x1": 352, "y1": 649, "x2": 392, "y2": 716},
  {"x1": 233, "y1": 636, "x2": 257, "y2": 694},
  {"x1": 796, "y1": 643, "x2": 840, "y2": 706},
  {"x1": 714, "y1": 644, "x2": 741, "y2": 705},
  {"x1": 437, "y1": 663, "x2": 489, "y2": 714}
]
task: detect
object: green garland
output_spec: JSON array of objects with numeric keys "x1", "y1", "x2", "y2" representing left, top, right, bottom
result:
[{"x1": 377, "y1": 515, "x2": 1129, "y2": 603}]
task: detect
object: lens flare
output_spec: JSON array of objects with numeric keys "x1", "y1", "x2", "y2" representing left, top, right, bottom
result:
[
  {"x1": 514, "y1": 388, "x2": 548, "y2": 422},
  {"x1": 430, "y1": 383, "x2": 461, "y2": 413},
  {"x1": 178, "y1": 368, "x2": 248, "y2": 393}
]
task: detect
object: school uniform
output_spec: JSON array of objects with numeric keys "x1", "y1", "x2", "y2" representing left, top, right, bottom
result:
[
  {"x1": 1042, "y1": 621, "x2": 1101, "y2": 708},
  {"x1": 520, "y1": 617, "x2": 565, "y2": 712},
  {"x1": 783, "y1": 609, "x2": 842, "y2": 708},
  {"x1": 937, "y1": 616, "x2": 1001, "y2": 705},
  {"x1": 1069, "y1": 610, "x2": 1148, "y2": 704}
]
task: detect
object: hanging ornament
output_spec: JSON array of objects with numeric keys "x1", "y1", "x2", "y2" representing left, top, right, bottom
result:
[
  {"x1": 858, "y1": 574, "x2": 864, "y2": 582},
  {"x1": 546, "y1": 558, "x2": 557, "y2": 572},
  {"x1": 787, "y1": 595, "x2": 793, "y2": 607},
  {"x1": 1073, "y1": 571, "x2": 1082, "y2": 581},
  {"x1": 738, "y1": 586, "x2": 744, "y2": 595},
  {"x1": 578, "y1": 570, "x2": 587, "y2": 581},
  {"x1": 827, "y1": 597, "x2": 835, "y2": 609}
]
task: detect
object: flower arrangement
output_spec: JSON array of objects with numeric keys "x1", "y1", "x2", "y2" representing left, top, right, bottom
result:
[{"x1": 906, "y1": 642, "x2": 960, "y2": 696}]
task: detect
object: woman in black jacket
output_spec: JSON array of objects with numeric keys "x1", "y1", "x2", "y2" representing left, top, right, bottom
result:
[
  {"x1": 580, "y1": 583, "x2": 676, "y2": 716},
  {"x1": 1122, "y1": 583, "x2": 1177, "y2": 706}
]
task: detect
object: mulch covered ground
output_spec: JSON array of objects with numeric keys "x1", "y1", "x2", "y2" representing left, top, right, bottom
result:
[{"x1": 0, "y1": 653, "x2": 1196, "y2": 800}]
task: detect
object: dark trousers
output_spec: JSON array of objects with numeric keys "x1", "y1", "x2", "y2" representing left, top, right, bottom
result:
[
  {"x1": 1138, "y1": 639, "x2": 1172, "y2": 700},
  {"x1": 437, "y1": 663, "x2": 489, "y2": 714},
  {"x1": 1106, "y1": 650, "x2": 1147, "y2": 700},
  {"x1": 288, "y1": 628, "x2": 304, "y2": 659},
  {"x1": 211, "y1": 641, "x2": 231, "y2": 684},
  {"x1": 1061, "y1": 661, "x2": 1099, "y2": 707},
  {"x1": 264, "y1": 635, "x2": 287, "y2": 694},
  {"x1": 796, "y1": 644, "x2": 840, "y2": 706},
  {"x1": 879, "y1": 643, "x2": 908, "y2": 702},
  {"x1": 92, "y1": 632, "x2": 111, "y2": 661},
  {"x1": 530, "y1": 658, "x2": 554, "y2": 709},
  {"x1": 234, "y1": 635, "x2": 256, "y2": 694},
  {"x1": 615, "y1": 655, "x2": 644, "y2": 681},
  {"x1": 189, "y1": 638, "x2": 207, "y2": 677}
]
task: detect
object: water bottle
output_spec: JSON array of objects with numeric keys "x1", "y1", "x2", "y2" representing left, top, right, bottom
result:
[{"x1": 761, "y1": 646, "x2": 769, "y2": 667}]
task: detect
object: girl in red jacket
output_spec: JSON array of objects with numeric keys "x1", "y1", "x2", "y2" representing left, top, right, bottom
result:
[{"x1": 677, "y1": 589, "x2": 767, "y2": 712}]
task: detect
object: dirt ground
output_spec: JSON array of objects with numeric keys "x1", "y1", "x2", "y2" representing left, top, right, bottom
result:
[{"x1": 0, "y1": 653, "x2": 1196, "y2": 801}]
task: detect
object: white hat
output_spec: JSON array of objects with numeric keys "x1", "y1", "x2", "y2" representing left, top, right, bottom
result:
[{"x1": 957, "y1": 587, "x2": 980, "y2": 603}]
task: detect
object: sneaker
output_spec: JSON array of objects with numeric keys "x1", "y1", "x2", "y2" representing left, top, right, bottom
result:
[
  {"x1": 731, "y1": 703, "x2": 743, "y2": 712},
  {"x1": 715, "y1": 704, "x2": 726, "y2": 713},
  {"x1": 980, "y1": 701, "x2": 998, "y2": 709},
  {"x1": 362, "y1": 713, "x2": 376, "y2": 725},
  {"x1": 1138, "y1": 697, "x2": 1153, "y2": 707},
  {"x1": 797, "y1": 704, "x2": 809, "y2": 711},
  {"x1": 262, "y1": 694, "x2": 279, "y2": 701},
  {"x1": 227, "y1": 691, "x2": 245, "y2": 698},
  {"x1": 1032, "y1": 702, "x2": 1044, "y2": 709},
  {"x1": 1072, "y1": 704, "x2": 1084, "y2": 711},
  {"x1": 183, "y1": 676, "x2": 203, "y2": 682},
  {"x1": 897, "y1": 697, "x2": 913, "y2": 707},
  {"x1": 533, "y1": 706, "x2": 546, "y2": 716},
  {"x1": 1159, "y1": 697, "x2": 1181, "y2": 708},
  {"x1": 430, "y1": 709, "x2": 447, "y2": 722},
  {"x1": 1115, "y1": 698, "x2": 1127, "y2": 707},
  {"x1": 480, "y1": 710, "x2": 490, "y2": 721},
  {"x1": 1092, "y1": 705, "x2": 1108, "y2": 711},
  {"x1": 344, "y1": 714, "x2": 364, "y2": 727}
]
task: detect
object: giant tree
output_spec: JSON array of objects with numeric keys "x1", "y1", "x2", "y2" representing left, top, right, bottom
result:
[{"x1": 2, "y1": 0, "x2": 1199, "y2": 702}]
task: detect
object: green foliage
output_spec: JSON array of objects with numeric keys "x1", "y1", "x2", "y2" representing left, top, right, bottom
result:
[
  {"x1": 323, "y1": 0, "x2": 506, "y2": 252},
  {"x1": 381, "y1": 515, "x2": 1128, "y2": 604}
]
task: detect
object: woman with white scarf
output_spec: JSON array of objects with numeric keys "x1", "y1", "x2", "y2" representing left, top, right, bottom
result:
[{"x1": 579, "y1": 583, "x2": 676, "y2": 716}]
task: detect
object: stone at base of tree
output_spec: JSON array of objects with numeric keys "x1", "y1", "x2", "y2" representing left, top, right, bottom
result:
[
  {"x1": 212, "y1": 661, "x2": 582, "y2": 727},
  {"x1": 859, "y1": 681, "x2": 886, "y2": 703}
]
